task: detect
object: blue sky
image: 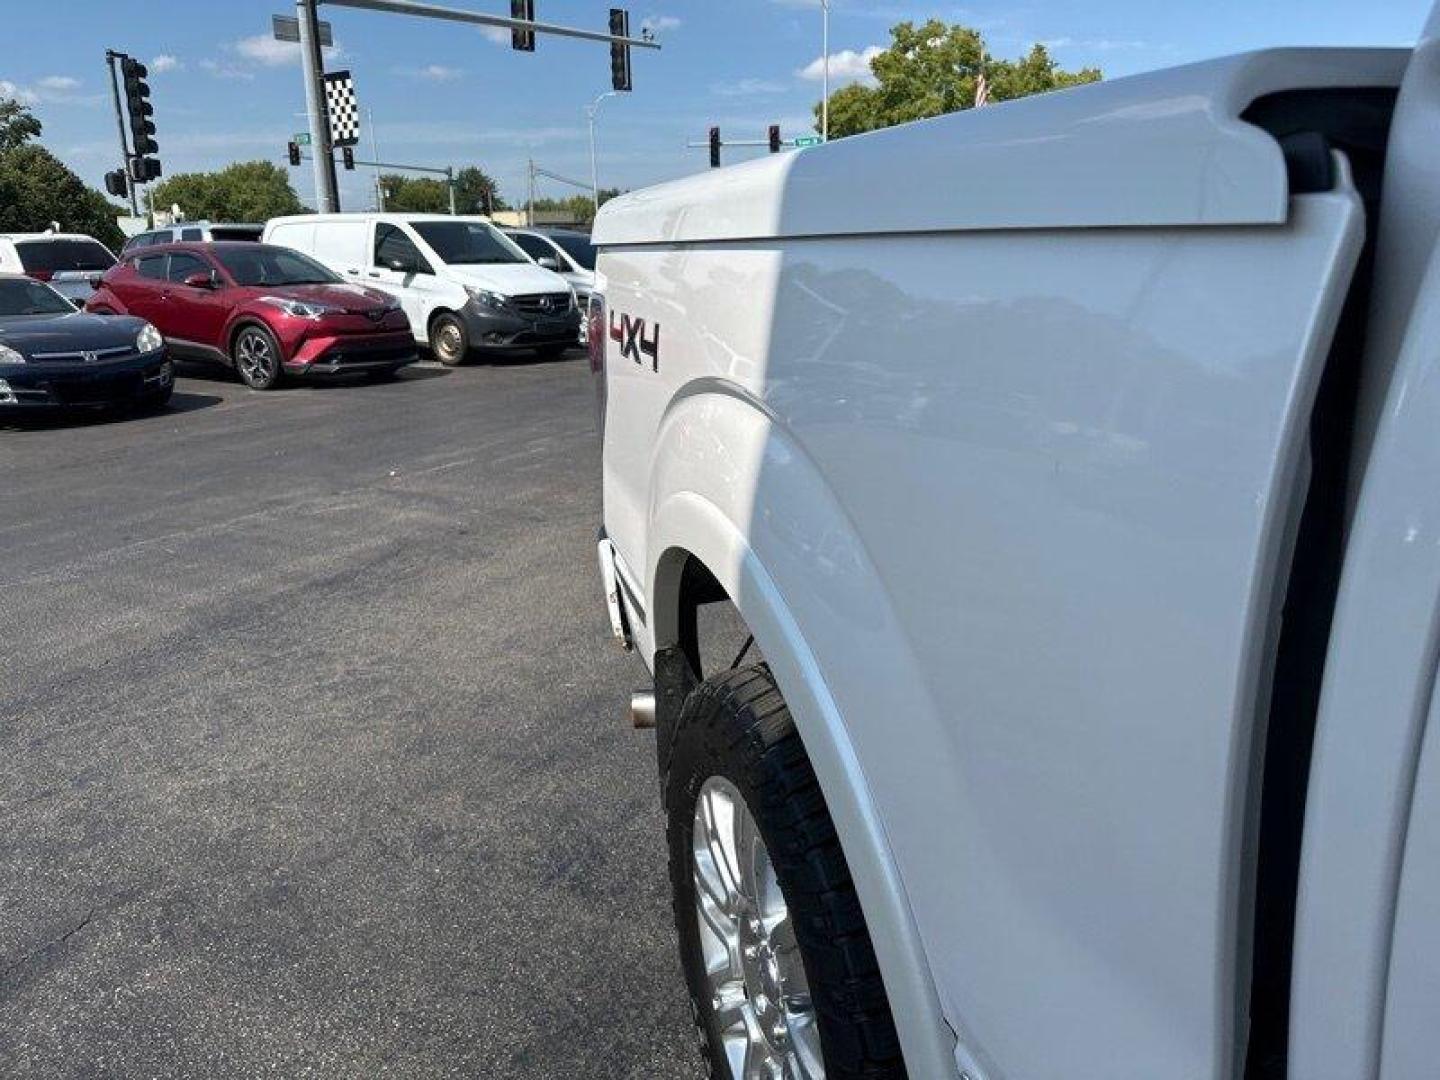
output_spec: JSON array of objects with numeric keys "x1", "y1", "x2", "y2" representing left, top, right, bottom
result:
[{"x1": 3, "y1": 0, "x2": 1432, "y2": 213}]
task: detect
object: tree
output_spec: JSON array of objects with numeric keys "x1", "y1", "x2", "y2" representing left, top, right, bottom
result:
[
  {"x1": 815, "y1": 21, "x2": 1101, "y2": 138},
  {"x1": 379, "y1": 173, "x2": 450, "y2": 213},
  {"x1": 148, "y1": 161, "x2": 303, "y2": 222},
  {"x1": 454, "y1": 167, "x2": 507, "y2": 215},
  {"x1": 528, "y1": 189, "x2": 622, "y2": 228},
  {"x1": 0, "y1": 143, "x2": 125, "y2": 250},
  {"x1": 0, "y1": 96, "x2": 42, "y2": 153}
]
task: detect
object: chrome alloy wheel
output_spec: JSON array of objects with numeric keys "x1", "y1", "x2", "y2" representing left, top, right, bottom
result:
[
  {"x1": 235, "y1": 328, "x2": 276, "y2": 386},
  {"x1": 693, "y1": 777, "x2": 824, "y2": 1079}
]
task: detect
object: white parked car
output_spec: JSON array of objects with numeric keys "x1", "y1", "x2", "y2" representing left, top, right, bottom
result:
[
  {"x1": 264, "y1": 213, "x2": 579, "y2": 365},
  {"x1": 592, "y1": 8, "x2": 1440, "y2": 1080},
  {"x1": 121, "y1": 221, "x2": 263, "y2": 254},
  {"x1": 0, "y1": 232, "x2": 117, "y2": 305},
  {"x1": 503, "y1": 227, "x2": 596, "y2": 344}
]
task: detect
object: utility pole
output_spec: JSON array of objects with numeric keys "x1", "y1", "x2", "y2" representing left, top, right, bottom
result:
[
  {"x1": 103, "y1": 51, "x2": 139, "y2": 215},
  {"x1": 297, "y1": 0, "x2": 339, "y2": 211},
  {"x1": 586, "y1": 90, "x2": 619, "y2": 218},
  {"x1": 367, "y1": 105, "x2": 383, "y2": 210},
  {"x1": 445, "y1": 166, "x2": 457, "y2": 215},
  {"x1": 821, "y1": 0, "x2": 831, "y2": 142},
  {"x1": 527, "y1": 158, "x2": 536, "y2": 227}
]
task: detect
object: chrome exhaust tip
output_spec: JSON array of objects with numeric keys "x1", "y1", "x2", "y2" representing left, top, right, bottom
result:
[{"x1": 628, "y1": 690, "x2": 657, "y2": 730}]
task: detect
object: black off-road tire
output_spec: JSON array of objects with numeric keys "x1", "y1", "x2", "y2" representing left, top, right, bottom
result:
[{"x1": 664, "y1": 664, "x2": 907, "y2": 1079}]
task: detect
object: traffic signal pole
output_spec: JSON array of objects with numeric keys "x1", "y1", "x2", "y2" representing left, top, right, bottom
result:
[
  {"x1": 297, "y1": 0, "x2": 339, "y2": 212},
  {"x1": 103, "y1": 51, "x2": 139, "y2": 215},
  {"x1": 294, "y1": 0, "x2": 659, "y2": 214},
  {"x1": 318, "y1": 0, "x2": 661, "y2": 51}
]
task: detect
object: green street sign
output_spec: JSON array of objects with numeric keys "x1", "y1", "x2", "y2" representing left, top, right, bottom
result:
[
  {"x1": 793, "y1": 136, "x2": 823, "y2": 148},
  {"x1": 294, "y1": 132, "x2": 312, "y2": 146}
]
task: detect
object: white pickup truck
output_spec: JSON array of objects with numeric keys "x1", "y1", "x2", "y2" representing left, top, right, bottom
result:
[{"x1": 590, "y1": 9, "x2": 1440, "y2": 1079}]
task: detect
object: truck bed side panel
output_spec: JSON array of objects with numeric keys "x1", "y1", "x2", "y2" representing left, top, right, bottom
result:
[{"x1": 601, "y1": 186, "x2": 1363, "y2": 1077}]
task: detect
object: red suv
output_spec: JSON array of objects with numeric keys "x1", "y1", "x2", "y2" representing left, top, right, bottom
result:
[{"x1": 87, "y1": 242, "x2": 415, "y2": 389}]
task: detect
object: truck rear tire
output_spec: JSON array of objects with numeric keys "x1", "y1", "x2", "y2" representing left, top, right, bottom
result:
[{"x1": 664, "y1": 664, "x2": 906, "y2": 1079}]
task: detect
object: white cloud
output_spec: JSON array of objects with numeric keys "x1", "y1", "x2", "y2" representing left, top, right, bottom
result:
[
  {"x1": 151, "y1": 54, "x2": 183, "y2": 73},
  {"x1": 397, "y1": 64, "x2": 463, "y2": 81},
  {"x1": 1040, "y1": 37, "x2": 1150, "y2": 51},
  {"x1": 798, "y1": 45, "x2": 884, "y2": 83},
  {"x1": 0, "y1": 79, "x2": 39, "y2": 104},
  {"x1": 479, "y1": 26, "x2": 511, "y2": 45},
  {"x1": 0, "y1": 76, "x2": 101, "y2": 106},
  {"x1": 642, "y1": 15, "x2": 681, "y2": 33},
  {"x1": 711, "y1": 77, "x2": 787, "y2": 97},
  {"x1": 230, "y1": 34, "x2": 343, "y2": 67},
  {"x1": 199, "y1": 58, "x2": 255, "y2": 82}
]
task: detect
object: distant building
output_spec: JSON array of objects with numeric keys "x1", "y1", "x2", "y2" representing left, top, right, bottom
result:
[{"x1": 490, "y1": 209, "x2": 590, "y2": 232}]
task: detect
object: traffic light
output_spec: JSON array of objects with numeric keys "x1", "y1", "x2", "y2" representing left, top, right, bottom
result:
[
  {"x1": 121, "y1": 58, "x2": 157, "y2": 156},
  {"x1": 709, "y1": 126, "x2": 721, "y2": 169},
  {"x1": 511, "y1": 0, "x2": 535, "y2": 51},
  {"x1": 288, "y1": 141, "x2": 301, "y2": 167},
  {"x1": 769, "y1": 125, "x2": 781, "y2": 153},
  {"x1": 104, "y1": 170, "x2": 128, "y2": 198},
  {"x1": 609, "y1": 8, "x2": 632, "y2": 92},
  {"x1": 128, "y1": 157, "x2": 161, "y2": 182},
  {"x1": 341, "y1": 146, "x2": 355, "y2": 171}
]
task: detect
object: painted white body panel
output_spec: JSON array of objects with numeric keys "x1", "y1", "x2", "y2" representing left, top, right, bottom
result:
[
  {"x1": 595, "y1": 41, "x2": 1434, "y2": 1080},
  {"x1": 1287, "y1": 15, "x2": 1440, "y2": 1077},
  {"x1": 594, "y1": 49, "x2": 1404, "y2": 247}
]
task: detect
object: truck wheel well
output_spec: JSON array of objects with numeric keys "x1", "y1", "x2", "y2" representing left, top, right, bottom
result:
[{"x1": 674, "y1": 553, "x2": 730, "y2": 679}]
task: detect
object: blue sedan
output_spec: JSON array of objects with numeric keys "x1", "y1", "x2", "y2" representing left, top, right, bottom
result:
[{"x1": 0, "y1": 273, "x2": 172, "y2": 412}]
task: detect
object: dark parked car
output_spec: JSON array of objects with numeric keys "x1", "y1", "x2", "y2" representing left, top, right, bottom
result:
[
  {"x1": 0, "y1": 273, "x2": 171, "y2": 412},
  {"x1": 87, "y1": 242, "x2": 416, "y2": 390}
]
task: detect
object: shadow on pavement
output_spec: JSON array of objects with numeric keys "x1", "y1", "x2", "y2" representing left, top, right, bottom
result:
[{"x1": 0, "y1": 391, "x2": 224, "y2": 432}]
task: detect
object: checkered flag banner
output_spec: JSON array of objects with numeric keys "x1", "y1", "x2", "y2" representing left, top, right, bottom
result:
[{"x1": 323, "y1": 70, "x2": 361, "y2": 147}]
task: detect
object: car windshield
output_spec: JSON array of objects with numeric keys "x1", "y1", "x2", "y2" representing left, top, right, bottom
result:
[
  {"x1": 551, "y1": 234, "x2": 596, "y2": 271},
  {"x1": 0, "y1": 278, "x2": 75, "y2": 317},
  {"x1": 17, "y1": 239, "x2": 115, "y2": 274},
  {"x1": 411, "y1": 221, "x2": 526, "y2": 266},
  {"x1": 214, "y1": 245, "x2": 340, "y2": 286}
]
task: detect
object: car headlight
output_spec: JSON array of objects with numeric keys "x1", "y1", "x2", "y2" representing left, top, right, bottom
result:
[
  {"x1": 0, "y1": 342, "x2": 25, "y2": 365},
  {"x1": 465, "y1": 286, "x2": 509, "y2": 310},
  {"x1": 135, "y1": 322, "x2": 164, "y2": 353},
  {"x1": 258, "y1": 295, "x2": 341, "y2": 320}
]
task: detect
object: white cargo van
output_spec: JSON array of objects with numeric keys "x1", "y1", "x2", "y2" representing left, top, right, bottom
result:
[{"x1": 263, "y1": 213, "x2": 579, "y2": 364}]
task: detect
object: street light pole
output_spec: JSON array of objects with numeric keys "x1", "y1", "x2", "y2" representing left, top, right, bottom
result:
[
  {"x1": 821, "y1": 0, "x2": 830, "y2": 142},
  {"x1": 586, "y1": 90, "x2": 619, "y2": 219}
]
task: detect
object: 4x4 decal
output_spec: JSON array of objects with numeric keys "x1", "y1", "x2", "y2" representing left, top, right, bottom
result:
[{"x1": 610, "y1": 311, "x2": 660, "y2": 372}]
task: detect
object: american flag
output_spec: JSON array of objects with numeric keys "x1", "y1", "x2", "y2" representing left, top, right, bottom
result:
[{"x1": 974, "y1": 70, "x2": 990, "y2": 108}]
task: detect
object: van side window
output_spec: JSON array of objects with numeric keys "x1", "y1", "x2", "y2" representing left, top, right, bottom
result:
[
  {"x1": 374, "y1": 224, "x2": 431, "y2": 274},
  {"x1": 181, "y1": 228, "x2": 203, "y2": 241}
]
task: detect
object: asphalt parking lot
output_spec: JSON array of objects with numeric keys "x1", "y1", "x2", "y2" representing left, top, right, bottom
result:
[{"x1": 0, "y1": 354, "x2": 704, "y2": 1078}]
